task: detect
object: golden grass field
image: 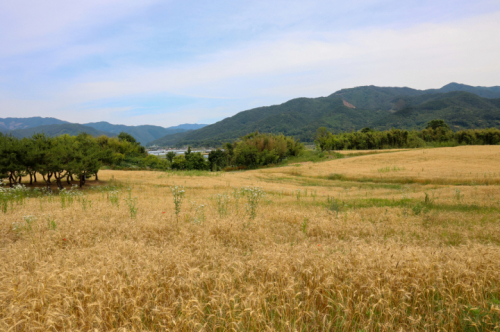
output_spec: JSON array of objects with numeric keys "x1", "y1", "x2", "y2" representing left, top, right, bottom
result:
[{"x1": 1, "y1": 146, "x2": 500, "y2": 331}]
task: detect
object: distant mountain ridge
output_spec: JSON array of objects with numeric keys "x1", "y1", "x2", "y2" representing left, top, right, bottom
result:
[
  {"x1": 148, "y1": 82, "x2": 500, "y2": 147},
  {"x1": 0, "y1": 117, "x2": 69, "y2": 131},
  {"x1": 3, "y1": 82, "x2": 499, "y2": 147},
  {"x1": 435, "y1": 83, "x2": 500, "y2": 97},
  {"x1": 7, "y1": 123, "x2": 116, "y2": 139},
  {"x1": 0, "y1": 117, "x2": 207, "y2": 144},
  {"x1": 328, "y1": 83, "x2": 500, "y2": 111},
  {"x1": 83, "y1": 122, "x2": 186, "y2": 145}
]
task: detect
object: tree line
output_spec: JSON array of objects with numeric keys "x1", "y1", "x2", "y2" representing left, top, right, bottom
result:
[{"x1": 314, "y1": 120, "x2": 500, "y2": 151}]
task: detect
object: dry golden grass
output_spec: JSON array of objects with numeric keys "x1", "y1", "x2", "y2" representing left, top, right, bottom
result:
[
  {"x1": 263, "y1": 146, "x2": 500, "y2": 186},
  {"x1": 1, "y1": 146, "x2": 500, "y2": 331}
]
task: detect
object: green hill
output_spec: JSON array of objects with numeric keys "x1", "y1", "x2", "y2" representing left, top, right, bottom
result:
[
  {"x1": 0, "y1": 117, "x2": 70, "y2": 132},
  {"x1": 329, "y1": 83, "x2": 500, "y2": 111},
  {"x1": 148, "y1": 83, "x2": 500, "y2": 147},
  {"x1": 434, "y1": 82, "x2": 500, "y2": 98},
  {"x1": 83, "y1": 122, "x2": 189, "y2": 145},
  {"x1": 0, "y1": 118, "x2": 207, "y2": 145},
  {"x1": 7, "y1": 123, "x2": 116, "y2": 139},
  {"x1": 145, "y1": 130, "x2": 193, "y2": 147}
]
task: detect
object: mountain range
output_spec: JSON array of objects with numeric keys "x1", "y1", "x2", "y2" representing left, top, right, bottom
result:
[
  {"x1": 147, "y1": 83, "x2": 500, "y2": 147},
  {"x1": 0, "y1": 118, "x2": 207, "y2": 145},
  {"x1": 2, "y1": 83, "x2": 499, "y2": 147}
]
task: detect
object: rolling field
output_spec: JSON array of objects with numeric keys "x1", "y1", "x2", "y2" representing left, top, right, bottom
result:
[{"x1": 1, "y1": 146, "x2": 500, "y2": 331}]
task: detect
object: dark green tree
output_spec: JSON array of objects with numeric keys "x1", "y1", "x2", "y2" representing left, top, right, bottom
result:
[
  {"x1": 315, "y1": 127, "x2": 331, "y2": 151},
  {"x1": 70, "y1": 133, "x2": 103, "y2": 187},
  {"x1": 426, "y1": 119, "x2": 449, "y2": 130},
  {"x1": 185, "y1": 152, "x2": 209, "y2": 170},
  {"x1": 31, "y1": 133, "x2": 57, "y2": 190},
  {"x1": 166, "y1": 151, "x2": 176, "y2": 163},
  {"x1": 208, "y1": 149, "x2": 228, "y2": 171},
  {"x1": 0, "y1": 135, "x2": 26, "y2": 187},
  {"x1": 52, "y1": 135, "x2": 74, "y2": 189},
  {"x1": 118, "y1": 132, "x2": 137, "y2": 144}
]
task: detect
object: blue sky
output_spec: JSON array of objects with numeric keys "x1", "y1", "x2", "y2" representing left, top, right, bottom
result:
[{"x1": 1, "y1": 0, "x2": 499, "y2": 127}]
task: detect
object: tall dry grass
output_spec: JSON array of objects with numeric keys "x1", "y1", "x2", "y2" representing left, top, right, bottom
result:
[
  {"x1": 263, "y1": 145, "x2": 500, "y2": 185},
  {"x1": 1, "y1": 146, "x2": 500, "y2": 331}
]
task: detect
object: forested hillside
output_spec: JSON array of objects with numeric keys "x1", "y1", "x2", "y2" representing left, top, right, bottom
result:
[
  {"x1": 0, "y1": 117, "x2": 69, "y2": 132},
  {"x1": 8, "y1": 124, "x2": 116, "y2": 139},
  {"x1": 149, "y1": 83, "x2": 500, "y2": 147},
  {"x1": 0, "y1": 118, "x2": 207, "y2": 145},
  {"x1": 329, "y1": 83, "x2": 500, "y2": 111},
  {"x1": 371, "y1": 92, "x2": 500, "y2": 130},
  {"x1": 83, "y1": 122, "x2": 188, "y2": 145},
  {"x1": 149, "y1": 96, "x2": 390, "y2": 147}
]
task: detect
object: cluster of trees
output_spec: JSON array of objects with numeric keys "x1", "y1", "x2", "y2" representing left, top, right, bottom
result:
[
  {"x1": 315, "y1": 120, "x2": 500, "y2": 151},
  {"x1": 0, "y1": 132, "x2": 147, "y2": 188},
  {"x1": 168, "y1": 132, "x2": 304, "y2": 171}
]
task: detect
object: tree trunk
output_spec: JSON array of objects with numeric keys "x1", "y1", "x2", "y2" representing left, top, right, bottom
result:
[
  {"x1": 56, "y1": 178, "x2": 64, "y2": 190},
  {"x1": 8, "y1": 174, "x2": 14, "y2": 188},
  {"x1": 34, "y1": 173, "x2": 37, "y2": 183},
  {"x1": 70, "y1": 174, "x2": 74, "y2": 181},
  {"x1": 67, "y1": 174, "x2": 71, "y2": 185},
  {"x1": 29, "y1": 173, "x2": 33, "y2": 185},
  {"x1": 45, "y1": 173, "x2": 52, "y2": 191},
  {"x1": 95, "y1": 171, "x2": 99, "y2": 181},
  {"x1": 79, "y1": 173, "x2": 86, "y2": 188}
]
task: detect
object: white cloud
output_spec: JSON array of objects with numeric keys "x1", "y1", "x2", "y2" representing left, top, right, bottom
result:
[
  {"x1": 61, "y1": 11, "x2": 500, "y2": 98},
  {"x1": 0, "y1": 0, "x2": 162, "y2": 57}
]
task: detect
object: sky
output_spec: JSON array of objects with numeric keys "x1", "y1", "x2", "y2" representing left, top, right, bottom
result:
[{"x1": 1, "y1": 0, "x2": 500, "y2": 127}]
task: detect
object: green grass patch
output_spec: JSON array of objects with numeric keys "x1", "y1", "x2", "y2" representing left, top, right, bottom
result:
[
  {"x1": 377, "y1": 166, "x2": 405, "y2": 173},
  {"x1": 164, "y1": 170, "x2": 221, "y2": 177},
  {"x1": 281, "y1": 150, "x2": 344, "y2": 165},
  {"x1": 317, "y1": 175, "x2": 500, "y2": 186},
  {"x1": 258, "y1": 174, "x2": 406, "y2": 190},
  {"x1": 298, "y1": 176, "x2": 407, "y2": 190},
  {"x1": 331, "y1": 197, "x2": 500, "y2": 214},
  {"x1": 460, "y1": 296, "x2": 500, "y2": 331}
]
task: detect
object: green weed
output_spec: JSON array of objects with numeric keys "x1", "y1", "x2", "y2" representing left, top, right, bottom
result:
[{"x1": 170, "y1": 185, "x2": 185, "y2": 220}]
